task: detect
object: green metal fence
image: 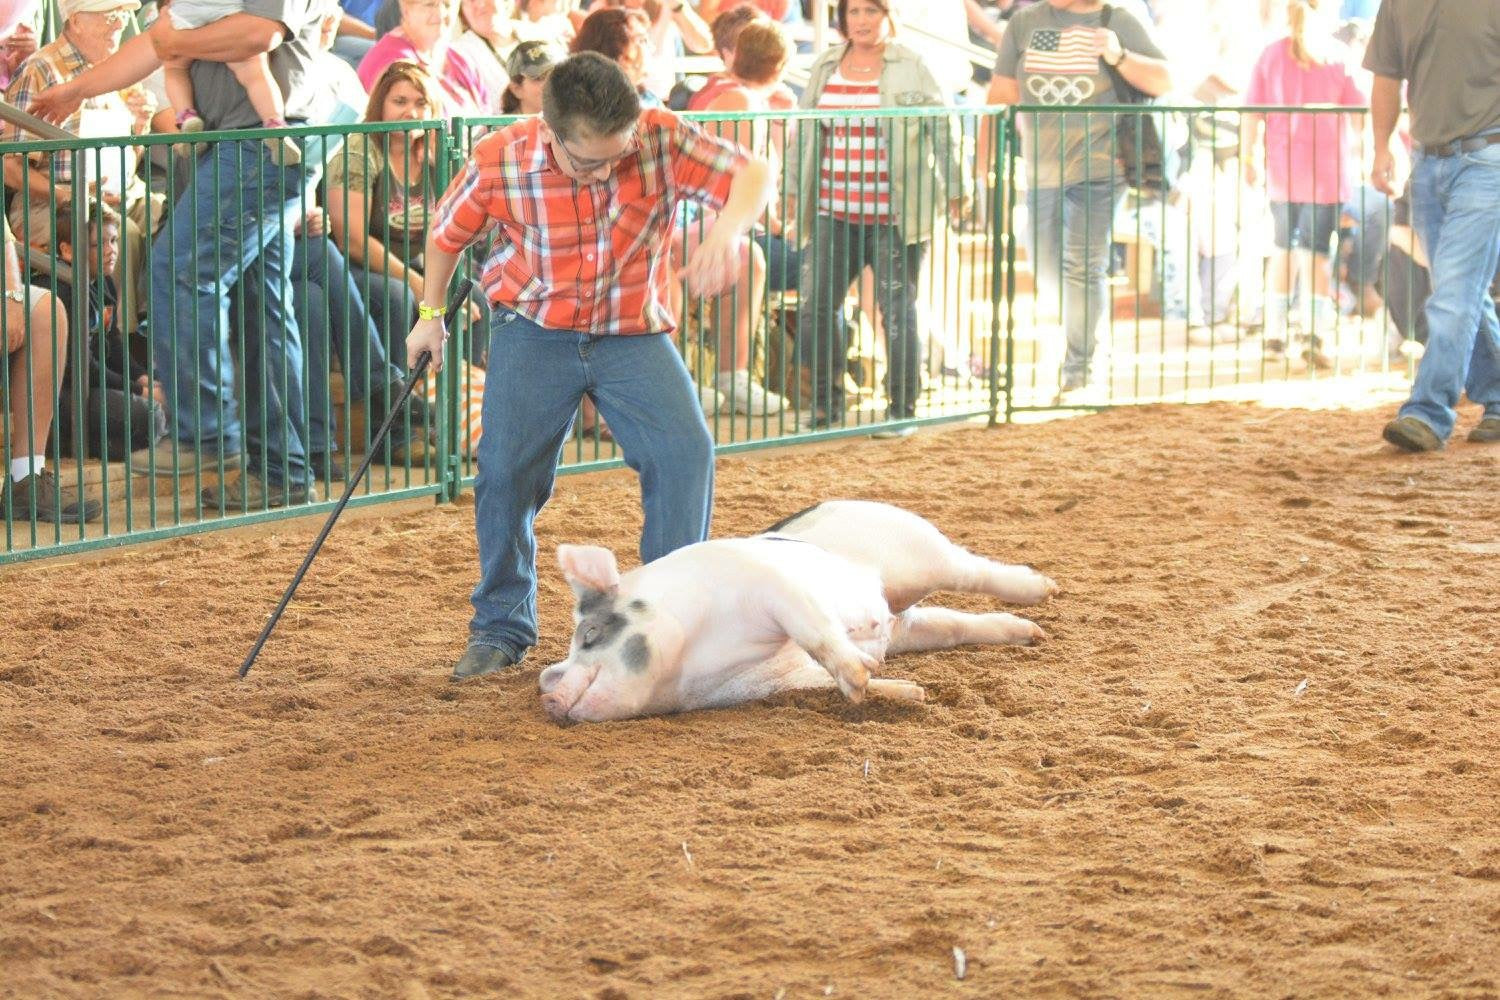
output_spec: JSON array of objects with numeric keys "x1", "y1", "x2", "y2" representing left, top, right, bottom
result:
[
  {"x1": 2, "y1": 103, "x2": 1418, "y2": 565},
  {"x1": 0, "y1": 107, "x2": 1008, "y2": 564},
  {"x1": 1007, "y1": 103, "x2": 1412, "y2": 415}
]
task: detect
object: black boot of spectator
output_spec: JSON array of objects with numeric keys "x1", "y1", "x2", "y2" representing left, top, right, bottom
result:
[{"x1": 4, "y1": 470, "x2": 102, "y2": 524}]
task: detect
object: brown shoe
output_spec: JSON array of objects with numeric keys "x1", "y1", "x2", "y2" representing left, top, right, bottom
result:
[
  {"x1": 202, "y1": 474, "x2": 318, "y2": 511},
  {"x1": 1382, "y1": 416, "x2": 1443, "y2": 452},
  {"x1": 3, "y1": 470, "x2": 101, "y2": 524},
  {"x1": 1467, "y1": 416, "x2": 1500, "y2": 443}
]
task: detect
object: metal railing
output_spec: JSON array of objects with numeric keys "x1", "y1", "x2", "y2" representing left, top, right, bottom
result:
[
  {"x1": 1006, "y1": 103, "x2": 1411, "y2": 414},
  {"x1": 2, "y1": 103, "x2": 1423, "y2": 565},
  {"x1": 0, "y1": 107, "x2": 1007, "y2": 563}
]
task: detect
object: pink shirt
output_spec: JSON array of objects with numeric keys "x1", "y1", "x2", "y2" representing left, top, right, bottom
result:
[
  {"x1": 1245, "y1": 39, "x2": 1368, "y2": 204},
  {"x1": 357, "y1": 33, "x2": 489, "y2": 116}
]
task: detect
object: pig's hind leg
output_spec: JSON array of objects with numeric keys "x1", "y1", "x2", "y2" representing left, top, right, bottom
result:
[
  {"x1": 917, "y1": 542, "x2": 1058, "y2": 608},
  {"x1": 887, "y1": 606, "x2": 1044, "y2": 654}
]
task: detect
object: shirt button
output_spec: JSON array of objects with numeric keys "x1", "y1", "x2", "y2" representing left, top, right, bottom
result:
[{"x1": 586, "y1": 253, "x2": 595, "y2": 261}]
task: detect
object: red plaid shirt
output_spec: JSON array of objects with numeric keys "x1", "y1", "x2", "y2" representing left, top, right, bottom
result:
[{"x1": 431, "y1": 108, "x2": 748, "y2": 335}]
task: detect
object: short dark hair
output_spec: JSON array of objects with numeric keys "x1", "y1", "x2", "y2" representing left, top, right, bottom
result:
[
  {"x1": 541, "y1": 52, "x2": 641, "y2": 141},
  {"x1": 711, "y1": 4, "x2": 762, "y2": 57},
  {"x1": 835, "y1": 0, "x2": 895, "y2": 39}
]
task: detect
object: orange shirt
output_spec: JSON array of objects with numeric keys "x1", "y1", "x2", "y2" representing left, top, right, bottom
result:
[{"x1": 430, "y1": 108, "x2": 748, "y2": 335}]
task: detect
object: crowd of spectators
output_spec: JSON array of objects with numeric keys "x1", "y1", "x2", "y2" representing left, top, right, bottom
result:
[{"x1": 6, "y1": 0, "x2": 1479, "y2": 524}]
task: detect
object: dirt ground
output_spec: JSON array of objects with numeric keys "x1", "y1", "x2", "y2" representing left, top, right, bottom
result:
[{"x1": 2, "y1": 402, "x2": 1498, "y2": 1000}]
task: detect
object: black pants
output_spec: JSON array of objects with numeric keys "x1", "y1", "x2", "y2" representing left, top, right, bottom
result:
[
  {"x1": 56, "y1": 387, "x2": 164, "y2": 461},
  {"x1": 796, "y1": 215, "x2": 927, "y2": 419}
]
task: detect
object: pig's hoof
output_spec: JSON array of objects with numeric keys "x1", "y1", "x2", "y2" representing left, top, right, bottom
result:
[
  {"x1": 451, "y1": 642, "x2": 518, "y2": 682},
  {"x1": 867, "y1": 678, "x2": 926, "y2": 703}
]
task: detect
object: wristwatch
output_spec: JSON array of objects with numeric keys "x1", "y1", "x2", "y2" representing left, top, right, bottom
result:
[
  {"x1": 417, "y1": 301, "x2": 447, "y2": 320},
  {"x1": 1105, "y1": 50, "x2": 1126, "y2": 67}
]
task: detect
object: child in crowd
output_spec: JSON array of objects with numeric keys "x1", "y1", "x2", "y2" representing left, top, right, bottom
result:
[
  {"x1": 31, "y1": 203, "x2": 167, "y2": 460},
  {"x1": 161, "y1": 0, "x2": 301, "y2": 163},
  {"x1": 1242, "y1": 0, "x2": 1366, "y2": 364}
]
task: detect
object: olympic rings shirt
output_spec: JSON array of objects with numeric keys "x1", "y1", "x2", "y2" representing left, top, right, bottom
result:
[
  {"x1": 430, "y1": 108, "x2": 748, "y2": 336},
  {"x1": 994, "y1": 3, "x2": 1166, "y2": 190}
]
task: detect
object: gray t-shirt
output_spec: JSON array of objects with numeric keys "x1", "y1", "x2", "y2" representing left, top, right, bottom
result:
[
  {"x1": 189, "y1": 0, "x2": 328, "y2": 131},
  {"x1": 1363, "y1": 0, "x2": 1500, "y2": 149},
  {"x1": 994, "y1": 2, "x2": 1165, "y2": 189}
]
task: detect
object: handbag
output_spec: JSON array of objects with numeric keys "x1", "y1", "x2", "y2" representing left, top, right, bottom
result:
[{"x1": 1099, "y1": 5, "x2": 1172, "y2": 197}]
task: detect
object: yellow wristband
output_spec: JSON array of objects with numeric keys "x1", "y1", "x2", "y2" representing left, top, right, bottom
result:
[{"x1": 417, "y1": 302, "x2": 447, "y2": 321}]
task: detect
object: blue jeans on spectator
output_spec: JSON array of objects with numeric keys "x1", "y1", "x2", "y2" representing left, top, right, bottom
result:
[
  {"x1": 239, "y1": 235, "x2": 407, "y2": 456},
  {"x1": 467, "y1": 310, "x2": 714, "y2": 660},
  {"x1": 754, "y1": 231, "x2": 802, "y2": 293},
  {"x1": 150, "y1": 139, "x2": 312, "y2": 489},
  {"x1": 1341, "y1": 184, "x2": 1392, "y2": 293},
  {"x1": 1029, "y1": 180, "x2": 1123, "y2": 387},
  {"x1": 1400, "y1": 145, "x2": 1500, "y2": 439},
  {"x1": 796, "y1": 215, "x2": 927, "y2": 420}
]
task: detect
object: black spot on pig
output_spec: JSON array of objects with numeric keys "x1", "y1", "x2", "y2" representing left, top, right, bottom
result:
[
  {"x1": 575, "y1": 591, "x2": 628, "y2": 650},
  {"x1": 621, "y1": 634, "x2": 651, "y2": 673},
  {"x1": 578, "y1": 589, "x2": 613, "y2": 616},
  {"x1": 629, "y1": 599, "x2": 646, "y2": 612},
  {"x1": 763, "y1": 502, "x2": 823, "y2": 534}
]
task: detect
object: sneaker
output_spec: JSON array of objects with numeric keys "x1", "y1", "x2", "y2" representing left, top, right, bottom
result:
[
  {"x1": 1054, "y1": 382, "x2": 1104, "y2": 407},
  {"x1": 3, "y1": 470, "x2": 100, "y2": 524},
  {"x1": 698, "y1": 384, "x2": 725, "y2": 415},
  {"x1": 1187, "y1": 324, "x2": 1251, "y2": 347},
  {"x1": 1300, "y1": 334, "x2": 1334, "y2": 371},
  {"x1": 130, "y1": 439, "x2": 241, "y2": 476},
  {"x1": 451, "y1": 641, "x2": 518, "y2": 681},
  {"x1": 202, "y1": 474, "x2": 317, "y2": 511},
  {"x1": 1467, "y1": 417, "x2": 1500, "y2": 444},
  {"x1": 723, "y1": 370, "x2": 785, "y2": 416},
  {"x1": 1382, "y1": 415, "x2": 1443, "y2": 453}
]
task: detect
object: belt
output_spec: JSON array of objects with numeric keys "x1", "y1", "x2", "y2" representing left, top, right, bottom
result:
[{"x1": 1419, "y1": 132, "x2": 1500, "y2": 158}]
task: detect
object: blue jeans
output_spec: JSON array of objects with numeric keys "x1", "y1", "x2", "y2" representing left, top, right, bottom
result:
[
  {"x1": 239, "y1": 236, "x2": 406, "y2": 455},
  {"x1": 1029, "y1": 180, "x2": 1123, "y2": 385},
  {"x1": 1341, "y1": 185, "x2": 1392, "y2": 290},
  {"x1": 1401, "y1": 145, "x2": 1500, "y2": 438},
  {"x1": 468, "y1": 311, "x2": 715, "y2": 659},
  {"x1": 150, "y1": 140, "x2": 311, "y2": 488}
]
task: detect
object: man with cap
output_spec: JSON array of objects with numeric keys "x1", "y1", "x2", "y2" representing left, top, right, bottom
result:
[
  {"x1": 3, "y1": 0, "x2": 153, "y2": 325},
  {"x1": 500, "y1": 39, "x2": 560, "y2": 115},
  {"x1": 1369, "y1": 0, "x2": 1500, "y2": 450},
  {"x1": 31, "y1": 0, "x2": 335, "y2": 509}
]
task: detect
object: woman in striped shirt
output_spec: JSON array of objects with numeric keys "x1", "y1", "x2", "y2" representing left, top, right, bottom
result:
[{"x1": 791, "y1": 0, "x2": 969, "y2": 434}]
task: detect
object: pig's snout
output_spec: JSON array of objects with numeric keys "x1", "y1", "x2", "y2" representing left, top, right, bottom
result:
[
  {"x1": 541, "y1": 690, "x2": 572, "y2": 723},
  {"x1": 537, "y1": 661, "x2": 599, "y2": 724}
]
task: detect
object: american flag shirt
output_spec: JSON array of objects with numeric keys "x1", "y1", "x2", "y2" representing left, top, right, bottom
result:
[
  {"x1": 431, "y1": 108, "x2": 748, "y2": 336},
  {"x1": 995, "y1": 5, "x2": 1164, "y2": 187},
  {"x1": 1021, "y1": 26, "x2": 1103, "y2": 105}
]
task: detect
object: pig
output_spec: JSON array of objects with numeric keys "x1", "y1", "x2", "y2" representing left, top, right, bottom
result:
[{"x1": 538, "y1": 500, "x2": 1058, "y2": 723}]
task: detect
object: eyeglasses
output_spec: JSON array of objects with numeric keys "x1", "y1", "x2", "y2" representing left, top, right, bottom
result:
[
  {"x1": 78, "y1": 8, "x2": 133, "y2": 24},
  {"x1": 552, "y1": 129, "x2": 639, "y2": 174}
]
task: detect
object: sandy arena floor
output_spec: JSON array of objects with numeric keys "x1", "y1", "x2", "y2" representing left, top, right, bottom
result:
[{"x1": 2, "y1": 402, "x2": 1498, "y2": 1000}]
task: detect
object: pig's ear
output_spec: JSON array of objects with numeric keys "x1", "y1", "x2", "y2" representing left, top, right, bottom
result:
[{"x1": 557, "y1": 544, "x2": 621, "y2": 597}]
